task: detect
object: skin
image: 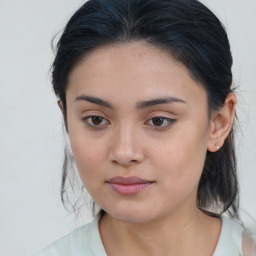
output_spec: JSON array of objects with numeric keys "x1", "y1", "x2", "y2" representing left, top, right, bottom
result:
[{"x1": 61, "y1": 42, "x2": 236, "y2": 255}]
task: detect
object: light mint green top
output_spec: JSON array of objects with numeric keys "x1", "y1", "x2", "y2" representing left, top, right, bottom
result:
[{"x1": 30, "y1": 215, "x2": 246, "y2": 256}]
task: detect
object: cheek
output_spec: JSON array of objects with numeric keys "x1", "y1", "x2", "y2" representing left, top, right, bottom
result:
[
  {"x1": 152, "y1": 125, "x2": 208, "y2": 192},
  {"x1": 73, "y1": 142, "x2": 101, "y2": 163},
  {"x1": 69, "y1": 133, "x2": 107, "y2": 186},
  {"x1": 67, "y1": 114, "x2": 106, "y2": 171}
]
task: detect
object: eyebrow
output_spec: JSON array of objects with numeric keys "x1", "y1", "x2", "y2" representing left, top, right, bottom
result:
[
  {"x1": 75, "y1": 95, "x2": 113, "y2": 108},
  {"x1": 137, "y1": 97, "x2": 187, "y2": 109},
  {"x1": 74, "y1": 95, "x2": 186, "y2": 109}
]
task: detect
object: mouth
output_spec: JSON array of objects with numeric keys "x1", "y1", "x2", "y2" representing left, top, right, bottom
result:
[{"x1": 106, "y1": 176, "x2": 155, "y2": 195}]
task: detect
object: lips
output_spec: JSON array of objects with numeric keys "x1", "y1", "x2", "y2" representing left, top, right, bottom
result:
[{"x1": 106, "y1": 176, "x2": 154, "y2": 195}]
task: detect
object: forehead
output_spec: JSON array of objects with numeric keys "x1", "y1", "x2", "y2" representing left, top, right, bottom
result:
[{"x1": 66, "y1": 42, "x2": 207, "y2": 107}]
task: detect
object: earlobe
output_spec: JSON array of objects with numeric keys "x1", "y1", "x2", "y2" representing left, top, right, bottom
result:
[{"x1": 207, "y1": 93, "x2": 236, "y2": 152}]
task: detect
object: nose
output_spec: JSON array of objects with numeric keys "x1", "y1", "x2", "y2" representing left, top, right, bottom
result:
[{"x1": 109, "y1": 124, "x2": 145, "y2": 166}]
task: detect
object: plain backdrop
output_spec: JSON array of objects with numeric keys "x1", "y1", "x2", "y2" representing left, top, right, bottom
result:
[{"x1": 0, "y1": 0, "x2": 255, "y2": 255}]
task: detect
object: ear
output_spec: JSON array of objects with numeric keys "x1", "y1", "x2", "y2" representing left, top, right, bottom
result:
[
  {"x1": 207, "y1": 93, "x2": 236, "y2": 152},
  {"x1": 57, "y1": 100, "x2": 69, "y2": 133},
  {"x1": 58, "y1": 100, "x2": 64, "y2": 115}
]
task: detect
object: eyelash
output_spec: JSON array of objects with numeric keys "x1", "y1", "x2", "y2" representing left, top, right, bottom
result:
[{"x1": 82, "y1": 116, "x2": 176, "y2": 130}]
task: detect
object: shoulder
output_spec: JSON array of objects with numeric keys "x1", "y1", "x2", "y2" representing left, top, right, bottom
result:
[
  {"x1": 242, "y1": 230, "x2": 256, "y2": 256},
  {"x1": 214, "y1": 216, "x2": 244, "y2": 256},
  {"x1": 29, "y1": 215, "x2": 107, "y2": 256}
]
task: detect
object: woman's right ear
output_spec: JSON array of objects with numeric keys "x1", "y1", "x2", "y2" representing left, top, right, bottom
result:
[
  {"x1": 58, "y1": 100, "x2": 64, "y2": 115},
  {"x1": 57, "y1": 100, "x2": 69, "y2": 132}
]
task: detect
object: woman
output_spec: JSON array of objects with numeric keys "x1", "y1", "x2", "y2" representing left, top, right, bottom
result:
[{"x1": 31, "y1": 0, "x2": 256, "y2": 255}]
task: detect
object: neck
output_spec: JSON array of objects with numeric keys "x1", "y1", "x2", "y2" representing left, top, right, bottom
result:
[{"x1": 99, "y1": 208, "x2": 221, "y2": 256}]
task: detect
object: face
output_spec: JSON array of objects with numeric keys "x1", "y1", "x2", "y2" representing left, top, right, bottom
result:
[{"x1": 65, "y1": 42, "x2": 212, "y2": 223}]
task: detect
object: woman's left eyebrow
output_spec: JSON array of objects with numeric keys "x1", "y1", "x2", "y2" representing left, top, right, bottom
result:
[{"x1": 136, "y1": 97, "x2": 187, "y2": 109}]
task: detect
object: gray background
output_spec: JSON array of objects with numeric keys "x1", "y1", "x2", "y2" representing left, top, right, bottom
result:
[{"x1": 0, "y1": 0, "x2": 255, "y2": 255}]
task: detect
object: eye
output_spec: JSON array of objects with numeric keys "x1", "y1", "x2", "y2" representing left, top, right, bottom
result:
[
  {"x1": 147, "y1": 117, "x2": 176, "y2": 128},
  {"x1": 83, "y1": 115, "x2": 110, "y2": 128}
]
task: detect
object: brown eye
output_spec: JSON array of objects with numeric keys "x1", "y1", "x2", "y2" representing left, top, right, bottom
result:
[
  {"x1": 91, "y1": 116, "x2": 104, "y2": 125},
  {"x1": 147, "y1": 116, "x2": 176, "y2": 129},
  {"x1": 83, "y1": 115, "x2": 110, "y2": 128},
  {"x1": 152, "y1": 117, "x2": 164, "y2": 126}
]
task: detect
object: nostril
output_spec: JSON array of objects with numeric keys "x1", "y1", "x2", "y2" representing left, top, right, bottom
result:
[{"x1": 111, "y1": 158, "x2": 138, "y2": 166}]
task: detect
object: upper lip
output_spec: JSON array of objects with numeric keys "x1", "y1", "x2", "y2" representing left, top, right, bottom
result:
[{"x1": 107, "y1": 176, "x2": 154, "y2": 184}]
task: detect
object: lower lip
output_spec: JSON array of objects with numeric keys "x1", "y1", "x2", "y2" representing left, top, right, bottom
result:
[{"x1": 108, "y1": 183, "x2": 153, "y2": 195}]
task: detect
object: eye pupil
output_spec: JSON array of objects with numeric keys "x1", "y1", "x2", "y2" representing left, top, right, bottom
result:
[
  {"x1": 92, "y1": 116, "x2": 103, "y2": 125},
  {"x1": 152, "y1": 117, "x2": 164, "y2": 126}
]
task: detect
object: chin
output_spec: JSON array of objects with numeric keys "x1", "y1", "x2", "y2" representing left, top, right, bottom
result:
[{"x1": 103, "y1": 205, "x2": 158, "y2": 224}]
